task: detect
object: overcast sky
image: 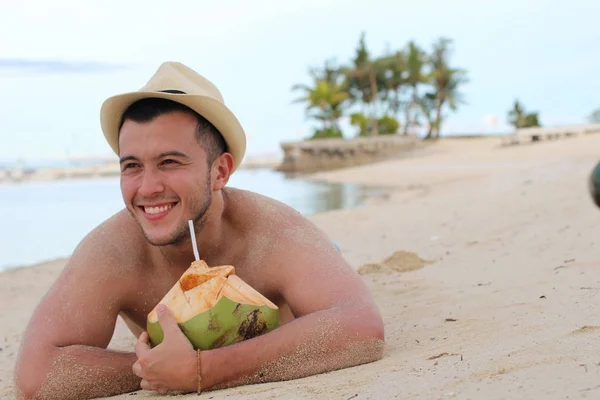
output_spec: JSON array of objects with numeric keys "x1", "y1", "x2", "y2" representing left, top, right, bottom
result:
[{"x1": 0, "y1": 0, "x2": 598, "y2": 162}]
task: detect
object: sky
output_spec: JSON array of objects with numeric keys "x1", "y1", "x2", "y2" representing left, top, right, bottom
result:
[{"x1": 0, "y1": 0, "x2": 598, "y2": 163}]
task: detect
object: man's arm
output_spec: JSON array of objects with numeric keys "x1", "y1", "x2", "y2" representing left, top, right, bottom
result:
[
  {"x1": 14, "y1": 226, "x2": 141, "y2": 399},
  {"x1": 203, "y1": 300, "x2": 383, "y2": 390},
  {"x1": 134, "y1": 220, "x2": 384, "y2": 393},
  {"x1": 201, "y1": 233, "x2": 385, "y2": 390}
]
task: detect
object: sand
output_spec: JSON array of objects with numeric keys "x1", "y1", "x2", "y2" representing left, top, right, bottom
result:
[{"x1": 3, "y1": 133, "x2": 600, "y2": 399}]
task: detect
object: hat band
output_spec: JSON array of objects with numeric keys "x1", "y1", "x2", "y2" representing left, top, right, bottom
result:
[{"x1": 158, "y1": 89, "x2": 187, "y2": 94}]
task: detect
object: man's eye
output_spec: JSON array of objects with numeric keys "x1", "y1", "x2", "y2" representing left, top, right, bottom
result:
[
  {"x1": 122, "y1": 163, "x2": 139, "y2": 170},
  {"x1": 161, "y1": 159, "x2": 179, "y2": 165}
]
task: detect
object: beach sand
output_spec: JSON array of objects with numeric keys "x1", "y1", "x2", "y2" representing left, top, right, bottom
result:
[{"x1": 2, "y1": 134, "x2": 600, "y2": 399}]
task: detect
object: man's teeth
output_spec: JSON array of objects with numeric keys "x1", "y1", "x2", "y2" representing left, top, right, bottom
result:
[{"x1": 144, "y1": 204, "x2": 173, "y2": 215}]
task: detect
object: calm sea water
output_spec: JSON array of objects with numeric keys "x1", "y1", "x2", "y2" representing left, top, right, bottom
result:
[{"x1": 0, "y1": 168, "x2": 379, "y2": 271}]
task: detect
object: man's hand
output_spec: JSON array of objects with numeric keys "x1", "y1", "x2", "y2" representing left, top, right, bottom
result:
[{"x1": 132, "y1": 305, "x2": 197, "y2": 394}]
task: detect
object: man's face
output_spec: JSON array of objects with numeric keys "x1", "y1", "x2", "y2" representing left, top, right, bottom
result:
[{"x1": 118, "y1": 111, "x2": 213, "y2": 246}]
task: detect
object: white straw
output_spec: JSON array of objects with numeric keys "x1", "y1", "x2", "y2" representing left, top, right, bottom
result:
[{"x1": 188, "y1": 220, "x2": 200, "y2": 261}]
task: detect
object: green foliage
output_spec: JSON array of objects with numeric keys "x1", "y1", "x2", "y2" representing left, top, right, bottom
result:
[
  {"x1": 378, "y1": 115, "x2": 400, "y2": 135},
  {"x1": 402, "y1": 41, "x2": 428, "y2": 135},
  {"x1": 589, "y1": 108, "x2": 600, "y2": 123},
  {"x1": 351, "y1": 113, "x2": 399, "y2": 136},
  {"x1": 292, "y1": 59, "x2": 348, "y2": 135},
  {"x1": 524, "y1": 113, "x2": 540, "y2": 128},
  {"x1": 417, "y1": 92, "x2": 438, "y2": 139},
  {"x1": 292, "y1": 33, "x2": 469, "y2": 139},
  {"x1": 350, "y1": 112, "x2": 369, "y2": 136},
  {"x1": 426, "y1": 38, "x2": 468, "y2": 139},
  {"x1": 508, "y1": 100, "x2": 541, "y2": 128},
  {"x1": 310, "y1": 127, "x2": 344, "y2": 140},
  {"x1": 375, "y1": 51, "x2": 406, "y2": 116}
]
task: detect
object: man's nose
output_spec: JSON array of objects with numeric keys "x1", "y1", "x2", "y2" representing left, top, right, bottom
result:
[{"x1": 138, "y1": 170, "x2": 165, "y2": 197}]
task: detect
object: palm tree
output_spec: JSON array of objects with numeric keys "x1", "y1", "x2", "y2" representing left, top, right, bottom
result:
[
  {"x1": 508, "y1": 100, "x2": 526, "y2": 128},
  {"x1": 428, "y1": 37, "x2": 468, "y2": 138},
  {"x1": 508, "y1": 99, "x2": 541, "y2": 128},
  {"x1": 589, "y1": 108, "x2": 600, "y2": 123},
  {"x1": 403, "y1": 41, "x2": 428, "y2": 135},
  {"x1": 292, "y1": 60, "x2": 348, "y2": 137},
  {"x1": 343, "y1": 32, "x2": 385, "y2": 136},
  {"x1": 290, "y1": 34, "x2": 471, "y2": 142},
  {"x1": 377, "y1": 50, "x2": 406, "y2": 123},
  {"x1": 307, "y1": 58, "x2": 342, "y2": 86},
  {"x1": 417, "y1": 92, "x2": 437, "y2": 138}
]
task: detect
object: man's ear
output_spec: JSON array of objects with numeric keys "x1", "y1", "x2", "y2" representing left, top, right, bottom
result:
[{"x1": 211, "y1": 153, "x2": 234, "y2": 191}]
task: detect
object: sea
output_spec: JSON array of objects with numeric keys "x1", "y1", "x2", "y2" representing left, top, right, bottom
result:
[{"x1": 0, "y1": 168, "x2": 381, "y2": 272}]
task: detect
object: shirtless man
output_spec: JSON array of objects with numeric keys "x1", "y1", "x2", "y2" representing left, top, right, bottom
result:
[{"x1": 14, "y1": 62, "x2": 385, "y2": 399}]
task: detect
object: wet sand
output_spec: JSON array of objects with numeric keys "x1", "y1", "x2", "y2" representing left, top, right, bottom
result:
[{"x1": 2, "y1": 134, "x2": 600, "y2": 399}]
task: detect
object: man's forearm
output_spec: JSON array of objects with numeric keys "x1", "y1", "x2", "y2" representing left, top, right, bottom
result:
[
  {"x1": 202, "y1": 305, "x2": 385, "y2": 391},
  {"x1": 15, "y1": 345, "x2": 141, "y2": 400}
]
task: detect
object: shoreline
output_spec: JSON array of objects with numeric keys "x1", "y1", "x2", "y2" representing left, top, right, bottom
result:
[
  {"x1": 0, "y1": 135, "x2": 507, "y2": 186},
  {"x1": 0, "y1": 149, "x2": 285, "y2": 186},
  {"x1": 0, "y1": 256, "x2": 71, "y2": 275},
  {"x1": 0, "y1": 173, "x2": 394, "y2": 274},
  {"x1": 4, "y1": 134, "x2": 600, "y2": 399},
  {"x1": 1, "y1": 132, "x2": 593, "y2": 276},
  {"x1": 0, "y1": 159, "x2": 283, "y2": 186}
]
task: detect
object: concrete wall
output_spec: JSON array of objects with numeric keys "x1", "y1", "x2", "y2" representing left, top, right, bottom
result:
[
  {"x1": 505, "y1": 123, "x2": 600, "y2": 145},
  {"x1": 277, "y1": 135, "x2": 420, "y2": 173}
]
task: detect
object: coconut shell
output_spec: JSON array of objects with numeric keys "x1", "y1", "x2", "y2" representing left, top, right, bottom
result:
[{"x1": 147, "y1": 260, "x2": 279, "y2": 350}]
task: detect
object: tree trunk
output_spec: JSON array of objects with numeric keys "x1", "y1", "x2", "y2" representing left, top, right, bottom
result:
[
  {"x1": 411, "y1": 88, "x2": 419, "y2": 135},
  {"x1": 424, "y1": 126, "x2": 433, "y2": 140},
  {"x1": 403, "y1": 95, "x2": 411, "y2": 135},
  {"x1": 403, "y1": 85, "x2": 418, "y2": 135},
  {"x1": 423, "y1": 114, "x2": 434, "y2": 140},
  {"x1": 369, "y1": 68, "x2": 378, "y2": 136},
  {"x1": 434, "y1": 95, "x2": 443, "y2": 139},
  {"x1": 321, "y1": 104, "x2": 328, "y2": 131},
  {"x1": 395, "y1": 88, "x2": 402, "y2": 129}
]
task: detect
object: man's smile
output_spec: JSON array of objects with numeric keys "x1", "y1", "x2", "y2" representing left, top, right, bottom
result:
[{"x1": 137, "y1": 202, "x2": 178, "y2": 220}]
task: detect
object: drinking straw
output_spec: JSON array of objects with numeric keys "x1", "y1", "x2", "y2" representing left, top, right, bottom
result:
[{"x1": 188, "y1": 220, "x2": 200, "y2": 261}]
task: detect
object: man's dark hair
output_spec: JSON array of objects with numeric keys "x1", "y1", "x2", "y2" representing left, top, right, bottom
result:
[{"x1": 119, "y1": 97, "x2": 227, "y2": 164}]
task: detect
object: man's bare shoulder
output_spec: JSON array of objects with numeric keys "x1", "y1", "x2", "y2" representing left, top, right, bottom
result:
[
  {"x1": 223, "y1": 189, "x2": 373, "y2": 319},
  {"x1": 224, "y1": 187, "x2": 337, "y2": 258},
  {"x1": 225, "y1": 187, "x2": 314, "y2": 234},
  {"x1": 67, "y1": 209, "x2": 148, "y2": 275},
  {"x1": 16, "y1": 211, "x2": 149, "y2": 361}
]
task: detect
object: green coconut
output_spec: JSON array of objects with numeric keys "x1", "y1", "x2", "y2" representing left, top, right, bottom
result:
[{"x1": 147, "y1": 261, "x2": 279, "y2": 350}]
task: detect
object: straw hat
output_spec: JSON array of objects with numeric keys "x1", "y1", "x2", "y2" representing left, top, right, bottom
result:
[{"x1": 100, "y1": 61, "x2": 246, "y2": 171}]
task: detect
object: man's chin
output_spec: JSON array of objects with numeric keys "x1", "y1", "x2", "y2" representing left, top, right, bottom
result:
[
  {"x1": 143, "y1": 232, "x2": 183, "y2": 247},
  {"x1": 139, "y1": 224, "x2": 184, "y2": 247}
]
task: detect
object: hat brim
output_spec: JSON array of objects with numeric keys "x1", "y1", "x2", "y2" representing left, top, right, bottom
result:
[{"x1": 100, "y1": 91, "x2": 246, "y2": 172}]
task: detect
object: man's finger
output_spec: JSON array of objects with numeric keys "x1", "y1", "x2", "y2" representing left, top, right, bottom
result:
[
  {"x1": 155, "y1": 386, "x2": 170, "y2": 395},
  {"x1": 156, "y1": 304, "x2": 182, "y2": 338},
  {"x1": 135, "y1": 332, "x2": 151, "y2": 357},
  {"x1": 132, "y1": 361, "x2": 142, "y2": 377},
  {"x1": 140, "y1": 379, "x2": 152, "y2": 390}
]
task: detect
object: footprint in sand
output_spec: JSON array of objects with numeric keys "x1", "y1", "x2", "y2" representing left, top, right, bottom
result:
[
  {"x1": 570, "y1": 325, "x2": 600, "y2": 335},
  {"x1": 358, "y1": 251, "x2": 436, "y2": 275}
]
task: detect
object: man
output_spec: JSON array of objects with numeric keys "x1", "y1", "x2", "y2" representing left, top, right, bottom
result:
[{"x1": 14, "y1": 62, "x2": 385, "y2": 399}]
